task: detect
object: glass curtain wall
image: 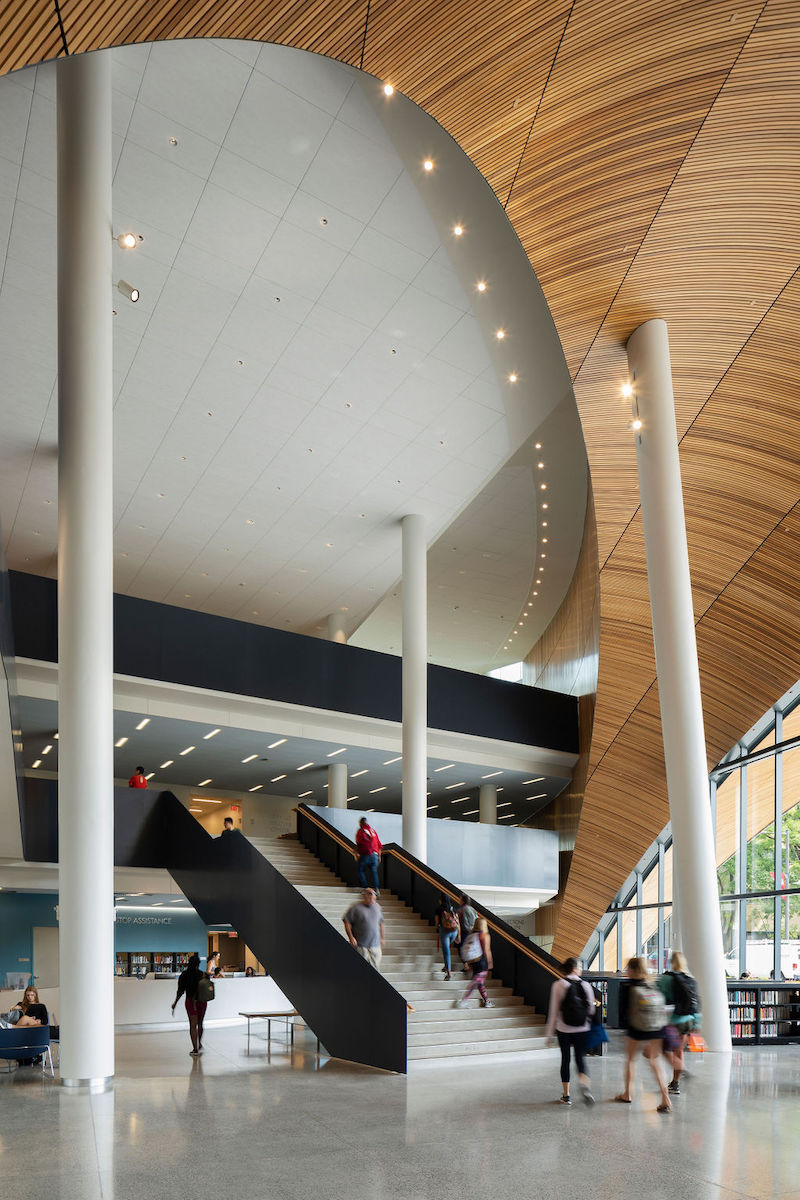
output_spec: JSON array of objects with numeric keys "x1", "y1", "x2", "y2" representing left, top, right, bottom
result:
[{"x1": 586, "y1": 683, "x2": 800, "y2": 979}]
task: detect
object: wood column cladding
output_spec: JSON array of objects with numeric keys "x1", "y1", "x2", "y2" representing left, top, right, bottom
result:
[{"x1": 3, "y1": 1, "x2": 800, "y2": 960}]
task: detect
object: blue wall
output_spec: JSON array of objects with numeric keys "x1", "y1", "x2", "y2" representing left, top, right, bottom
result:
[{"x1": 0, "y1": 893, "x2": 208, "y2": 985}]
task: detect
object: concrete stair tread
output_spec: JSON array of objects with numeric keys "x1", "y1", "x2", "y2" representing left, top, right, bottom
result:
[
  {"x1": 407, "y1": 1036, "x2": 548, "y2": 1060},
  {"x1": 408, "y1": 1024, "x2": 545, "y2": 1047}
]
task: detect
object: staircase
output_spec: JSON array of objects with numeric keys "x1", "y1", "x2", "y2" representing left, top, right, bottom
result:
[{"x1": 250, "y1": 835, "x2": 547, "y2": 1062}]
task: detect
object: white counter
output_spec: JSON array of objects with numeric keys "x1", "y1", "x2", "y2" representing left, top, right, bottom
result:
[{"x1": 2, "y1": 975, "x2": 294, "y2": 1032}]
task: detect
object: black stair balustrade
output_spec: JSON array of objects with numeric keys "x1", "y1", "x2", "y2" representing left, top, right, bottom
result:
[{"x1": 296, "y1": 804, "x2": 562, "y2": 1020}]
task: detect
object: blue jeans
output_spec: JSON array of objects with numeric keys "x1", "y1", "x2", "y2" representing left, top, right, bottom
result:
[
  {"x1": 357, "y1": 852, "x2": 380, "y2": 890},
  {"x1": 439, "y1": 929, "x2": 457, "y2": 972}
]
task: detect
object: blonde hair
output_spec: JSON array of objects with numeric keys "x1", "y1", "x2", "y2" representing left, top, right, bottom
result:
[
  {"x1": 625, "y1": 956, "x2": 648, "y2": 981},
  {"x1": 473, "y1": 917, "x2": 488, "y2": 934},
  {"x1": 670, "y1": 950, "x2": 688, "y2": 973}
]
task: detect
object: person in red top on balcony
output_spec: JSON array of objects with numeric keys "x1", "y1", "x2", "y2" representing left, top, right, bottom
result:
[
  {"x1": 355, "y1": 816, "x2": 382, "y2": 894},
  {"x1": 128, "y1": 766, "x2": 147, "y2": 788}
]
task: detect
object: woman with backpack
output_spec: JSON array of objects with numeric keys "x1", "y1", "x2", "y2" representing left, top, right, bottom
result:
[
  {"x1": 171, "y1": 953, "x2": 209, "y2": 1056},
  {"x1": 658, "y1": 950, "x2": 700, "y2": 1096},
  {"x1": 617, "y1": 956, "x2": 671, "y2": 1112},
  {"x1": 454, "y1": 917, "x2": 494, "y2": 1007},
  {"x1": 434, "y1": 894, "x2": 460, "y2": 981},
  {"x1": 545, "y1": 958, "x2": 596, "y2": 1105}
]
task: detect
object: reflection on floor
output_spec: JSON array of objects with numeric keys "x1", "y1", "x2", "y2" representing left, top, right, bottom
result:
[{"x1": 1, "y1": 1027, "x2": 799, "y2": 1200}]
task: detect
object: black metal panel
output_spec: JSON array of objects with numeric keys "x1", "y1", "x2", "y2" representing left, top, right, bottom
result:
[
  {"x1": 297, "y1": 804, "x2": 562, "y2": 1019},
  {"x1": 9, "y1": 571, "x2": 578, "y2": 753},
  {"x1": 157, "y1": 791, "x2": 407, "y2": 1073},
  {"x1": 19, "y1": 777, "x2": 58, "y2": 862}
]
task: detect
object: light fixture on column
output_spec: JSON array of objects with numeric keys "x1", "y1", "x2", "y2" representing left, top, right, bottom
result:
[
  {"x1": 622, "y1": 382, "x2": 634, "y2": 399},
  {"x1": 115, "y1": 232, "x2": 138, "y2": 249},
  {"x1": 383, "y1": 82, "x2": 394, "y2": 96},
  {"x1": 117, "y1": 280, "x2": 139, "y2": 302}
]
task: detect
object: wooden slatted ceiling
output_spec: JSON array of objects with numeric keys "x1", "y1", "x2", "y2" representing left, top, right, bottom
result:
[
  {"x1": 555, "y1": 271, "x2": 800, "y2": 957},
  {"x1": 0, "y1": 0, "x2": 65, "y2": 73}
]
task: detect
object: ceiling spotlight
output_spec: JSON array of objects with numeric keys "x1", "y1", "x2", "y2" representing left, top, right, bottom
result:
[
  {"x1": 495, "y1": 329, "x2": 506, "y2": 340},
  {"x1": 542, "y1": 502, "x2": 549, "y2": 509},
  {"x1": 535, "y1": 442, "x2": 542, "y2": 449},
  {"x1": 631, "y1": 417, "x2": 643, "y2": 431},
  {"x1": 453, "y1": 225, "x2": 464, "y2": 237},
  {"x1": 622, "y1": 383, "x2": 634, "y2": 399},
  {"x1": 476, "y1": 281, "x2": 487, "y2": 293},
  {"x1": 423, "y1": 159, "x2": 434, "y2": 171},
  {"x1": 540, "y1": 482, "x2": 547, "y2": 490},
  {"x1": 508, "y1": 373, "x2": 517, "y2": 383},
  {"x1": 383, "y1": 83, "x2": 394, "y2": 96},
  {"x1": 115, "y1": 232, "x2": 138, "y2": 249},
  {"x1": 117, "y1": 280, "x2": 139, "y2": 303}
]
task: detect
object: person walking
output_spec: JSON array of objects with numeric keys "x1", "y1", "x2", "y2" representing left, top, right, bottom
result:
[
  {"x1": 171, "y1": 953, "x2": 207, "y2": 1055},
  {"x1": 616, "y1": 956, "x2": 672, "y2": 1112},
  {"x1": 342, "y1": 888, "x2": 385, "y2": 969},
  {"x1": 545, "y1": 958, "x2": 596, "y2": 1104},
  {"x1": 658, "y1": 950, "x2": 701, "y2": 1095},
  {"x1": 455, "y1": 917, "x2": 494, "y2": 1008},
  {"x1": 434, "y1": 894, "x2": 460, "y2": 980},
  {"x1": 355, "y1": 816, "x2": 382, "y2": 893},
  {"x1": 456, "y1": 893, "x2": 477, "y2": 974}
]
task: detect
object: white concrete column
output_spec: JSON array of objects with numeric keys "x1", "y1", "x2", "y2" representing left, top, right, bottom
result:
[
  {"x1": 627, "y1": 318, "x2": 731, "y2": 1052},
  {"x1": 328, "y1": 762, "x2": 348, "y2": 809},
  {"x1": 479, "y1": 784, "x2": 498, "y2": 824},
  {"x1": 401, "y1": 514, "x2": 427, "y2": 862},
  {"x1": 327, "y1": 613, "x2": 347, "y2": 644},
  {"x1": 57, "y1": 51, "x2": 115, "y2": 1087}
]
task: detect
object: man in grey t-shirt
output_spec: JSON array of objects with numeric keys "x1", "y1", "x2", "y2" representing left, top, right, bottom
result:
[{"x1": 342, "y1": 889, "x2": 385, "y2": 970}]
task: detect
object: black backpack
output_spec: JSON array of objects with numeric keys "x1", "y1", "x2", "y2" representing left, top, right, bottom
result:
[
  {"x1": 670, "y1": 971, "x2": 699, "y2": 1017},
  {"x1": 561, "y1": 978, "x2": 591, "y2": 1026}
]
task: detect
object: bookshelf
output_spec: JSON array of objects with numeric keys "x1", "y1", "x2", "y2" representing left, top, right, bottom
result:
[
  {"x1": 728, "y1": 982, "x2": 800, "y2": 1044},
  {"x1": 115, "y1": 952, "x2": 194, "y2": 977}
]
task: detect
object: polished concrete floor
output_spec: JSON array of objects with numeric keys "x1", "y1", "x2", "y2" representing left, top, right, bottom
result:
[{"x1": 1, "y1": 1028, "x2": 799, "y2": 1200}]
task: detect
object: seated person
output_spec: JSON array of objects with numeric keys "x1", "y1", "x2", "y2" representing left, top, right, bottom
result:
[{"x1": 11, "y1": 985, "x2": 48, "y2": 1027}]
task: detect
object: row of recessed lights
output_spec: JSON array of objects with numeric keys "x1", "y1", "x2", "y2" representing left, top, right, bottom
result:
[
  {"x1": 504, "y1": 439, "x2": 549, "y2": 655},
  {"x1": 381, "y1": 83, "x2": 519, "y2": 387}
]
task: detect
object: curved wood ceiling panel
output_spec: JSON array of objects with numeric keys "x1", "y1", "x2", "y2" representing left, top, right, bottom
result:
[{"x1": 3, "y1": 1, "x2": 800, "y2": 966}]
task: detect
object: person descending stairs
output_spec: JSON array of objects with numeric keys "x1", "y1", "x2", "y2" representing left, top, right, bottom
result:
[{"x1": 248, "y1": 834, "x2": 548, "y2": 1062}]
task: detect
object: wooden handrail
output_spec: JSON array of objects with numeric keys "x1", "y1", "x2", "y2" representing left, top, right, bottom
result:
[{"x1": 299, "y1": 805, "x2": 560, "y2": 979}]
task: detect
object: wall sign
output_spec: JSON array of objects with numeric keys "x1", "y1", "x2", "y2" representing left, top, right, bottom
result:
[{"x1": 116, "y1": 915, "x2": 173, "y2": 926}]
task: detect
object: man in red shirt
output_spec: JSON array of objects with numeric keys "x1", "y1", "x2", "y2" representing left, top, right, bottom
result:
[
  {"x1": 128, "y1": 766, "x2": 148, "y2": 789},
  {"x1": 355, "y1": 816, "x2": 382, "y2": 894}
]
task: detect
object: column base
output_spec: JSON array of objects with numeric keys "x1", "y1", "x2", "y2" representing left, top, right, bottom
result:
[{"x1": 60, "y1": 1076, "x2": 114, "y2": 1092}]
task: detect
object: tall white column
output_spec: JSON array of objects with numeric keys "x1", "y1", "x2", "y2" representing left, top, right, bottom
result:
[
  {"x1": 328, "y1": 762, "x2": 348, "y2": 809},
  {"x1": 57, "y1": 51, "x2": 115, "y2": 1087},
  {"x1": 401, "y1": 514, "x2": 427, "y2": 862},
  {"x1": 327, "y1": 613, "x2": 347, "y2": 644},
  {"x1": 627, "y1": 318, "x2": 731, "y2": 1052},
  {"x1": 479, "y1": 784, "x2": 497, "y2": 824}
]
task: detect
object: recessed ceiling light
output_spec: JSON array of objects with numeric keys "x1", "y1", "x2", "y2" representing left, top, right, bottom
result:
[
  {"x1": 445, "y1": 781, "x2": 467, "y2": 789},
  {"x1": 498, "y1": 802, "x2": 512, "y2": 808},
  {"x1": 383, "y1": 82, "x2": 394, "y2": 96},
  {"x1": 481, "y1": 771, "x2": 503, "y2": 778},
  {"x1": 369, "y1": 786, "x2": 387, "y2": 793},
  {"x1": 42, "y1": 744, "x2": 53, "y2": 755},
  {"x1": 541, "y1": 553, "x2": 546, "y2": 559},
  {"x1": 242, "y1": 754, "x2": 258, "y2": 763},
  {"x1": 297, "y1": 762, "x2": 314, "y2": 771},
  {"x1": 32, "y1": 759, "x2": 42, "y2": 768},
  {"x1": 346, "y1": 796, "x2": 358, "y2": 803},
  {"x1": 54, "y1": 733, "x2": 59, "y2": 740},
  {"x1": 423, "y1": 159, "x2": 434, "y2": 171},
  {"x1": 622, "y1": 383, "x2": 633, "y2": 398},
  {"x1": 498, "y1": 813, "x2": 514, "y2": 820},
  {"x1": 495, "y1": 329, "x2": 505, "y2": 340},
  {"x1": 249, "y1": 785, "x2": 263, "y2": 792},
  {"x1": 463, "y1": 809, "x2": 479, "y2": 816},
  {"x1": 542, "y1": 521, "x2": 548, "y2": 527},
  {"x1": 115, "y1": 737, "x2": 128, "y2": 748},
  {"x1": 271, "y1": 774, "x2": 286, "y2": 782},
  {"x1": 135, "y1": 719, "x2": 150, "y2": 731},
  {"x1": 535, "y1": 442, "x2": 542, "y2": 449},
  {"x1": 383, "y1": 756, "x2": 402, "y2": 765},
  {"x1": 533, "y1": 591, "x2": 538, "y2": 596},
  {"x1": 542, "y1": 538, "x2": 548, "y2": 544},
  {"x1": 540, "y1": 483, "x2": 547, "y2": 491},
  {"x1": 477, "y1": 281, "x2": 487, "y2": 292},
  {"x1": 168, "y1": 136, "x2": 178, "y2": 146},
  {"x1": 352, "y1": 769, "x2": 369, "y2": 777},
  {"x1": 508, "y1": 373, "x2": 517, "y2": 382},
  {"x1": 268, "y1": 739, "x2": 287, "y2": 749},
  {"x1": 189, "y1": 807, "x2": 203, "y2": 813},
  {"x1": 327, "y1": 748, "x2": 347, "y2": 757},
  {"x1": 522, "y1": 777, "x2": 545, "y2": 784},
  {"x1": 203, "y1": 729, "x2": 220, "y2": 740},
  {"x1": 199, "y1": 779, "x2": 212, "y2": 786},
  {"x1": 160, "y1": 760, "x2": 173, "y2": 769},
  {"x1": 526, "y1": 793, "x2": 547, "y2": 800},
  {"x1": 542, "y1": 502, "x2": 549, "y2": 509},
  {"x1": 453, "y1": 225, "x2": 464, "y2": 237},
  {"x1": 631, "y1": 417, "x2": 643, "y2": 431},
  {"x1": 298, "y1": 790, "x2": 313, "y2": 798},
  {"x1": 179, "y1": 746, "x2": 195, "y2": 756},
  {"x1": 433, "y1": 764, "x2": 455, "y2": 772},
  {"x1": 116, "y1": 232, "x2": 137, "y2": 249},
  {"x1": 451, "y1": 796, "x2": 469, "y2": 803}
]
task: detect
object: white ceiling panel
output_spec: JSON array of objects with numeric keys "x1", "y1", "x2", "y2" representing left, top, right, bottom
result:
[
  {"x1": 0, "y1": 41, "x2": 586, "y2": 676},
  {"x1": 139, "y1": 40, "x2": 252, "y2": 145}
]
